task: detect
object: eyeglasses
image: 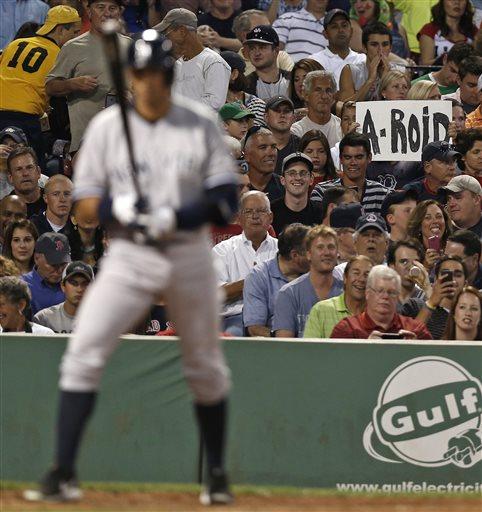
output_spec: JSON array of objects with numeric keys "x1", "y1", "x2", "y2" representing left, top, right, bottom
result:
[
  {"x1": 241, "y1": 208, "x2": 270, "y2": 217},
  {"x1": 284, "y1": 170, "x2": 311, "y2": 179},
  {"x1": 368, "y1": 286, "x2": 399, "y2": 298}
]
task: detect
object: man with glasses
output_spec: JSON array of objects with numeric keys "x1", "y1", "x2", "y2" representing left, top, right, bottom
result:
[
  {"x1": 271, "y1": 152, "x2": 322, "y2": 235},
  {"x1": 31, "y1": 175, "x2": 74, "y2": 236},
  {"x1": 46, "y1": 0, "x2": 131, "y2": 154},
  {"x1": 331, "y1": 265, "x2": 432, "y2": 339},
  {"x1": 213, "y1": 191, "x2": 278, "y2": 335}
]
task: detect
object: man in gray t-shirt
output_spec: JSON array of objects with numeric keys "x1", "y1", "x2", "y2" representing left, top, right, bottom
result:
[
  {"x1": 273, "y1": 224, "x2": 343, "y2": 337},
  {"x1": 33, "y1": 261, "x2": 93, "y2": 333},
  {"x1": 45, "y1": 0, "x2": 131, "y2": 152}
]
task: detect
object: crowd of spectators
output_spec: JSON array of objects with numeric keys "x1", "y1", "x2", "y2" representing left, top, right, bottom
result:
[{"x1": 0, "y1": 0, "x2": 481, "y2": 340}]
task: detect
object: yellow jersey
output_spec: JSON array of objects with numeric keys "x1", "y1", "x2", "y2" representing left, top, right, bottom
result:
[{"x1": 0, "y1": 35, "x2": 60, "y2": 115}]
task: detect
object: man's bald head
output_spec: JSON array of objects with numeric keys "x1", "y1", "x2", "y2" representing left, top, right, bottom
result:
[
  {"x1": 44, "y1": 174, "x2": 73, "y2": 195},
  {"x1": 0, "y1": 195, "x2": 27, "y2": 239}
]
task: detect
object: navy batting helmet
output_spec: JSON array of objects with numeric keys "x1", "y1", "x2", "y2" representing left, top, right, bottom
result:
[{"x1": 127, "y1": 29, "x2": 175, "y2": 72}]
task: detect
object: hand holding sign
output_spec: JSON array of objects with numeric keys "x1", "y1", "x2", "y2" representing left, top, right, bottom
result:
[{"x1": 356, "y1": 101, "x2": 452, "y2": 161}]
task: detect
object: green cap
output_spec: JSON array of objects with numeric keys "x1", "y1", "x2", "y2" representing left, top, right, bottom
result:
[{"x1": 219, "y1": 103, "x2": 255, "y2": 122}]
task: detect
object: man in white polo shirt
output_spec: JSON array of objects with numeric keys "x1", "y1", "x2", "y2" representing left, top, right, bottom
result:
[
  {"x1": 212, "y1": 190, "x2": 278, "y2": 335},
  {"x1": 272, "y1": 0, "x2": 328, "y2": 62},
  {"x1": 308, "y1": 9, "x2": 365, "y2": 88}
]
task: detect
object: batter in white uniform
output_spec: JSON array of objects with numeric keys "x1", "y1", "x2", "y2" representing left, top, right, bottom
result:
[{"x1": 26, "y1": 30, "x2": 238, "y2": 506}]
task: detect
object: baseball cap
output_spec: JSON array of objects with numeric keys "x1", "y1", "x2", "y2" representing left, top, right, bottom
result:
[
  {"x1": 219, "y1": 103, "x2": 255, "y2": 121},
  {"x1": 156, "y1": 8, "x2": 197, "y2": 33},
  {"x1": 35, "y1": 233, "x2": 71, "y2": 265},
  {"x1": 442, "y1": 174, "x2": 482, "y2": 195},
  {"x1": 422, "y1": 141, "x2": 461, "y2": 163},
  {"x1": 127, "y1": 30, "x2": 175, "y2": 72},
  {"x1": 330, "y1": 203, "x2": 362, "y2": 229},
  {"x1": 323, "y1": 9, "x2": 350, "y2": 29},
  {"x1": 380, "y1": 189, "x2": 419, "y2": 221},
  {"x1": 355, "y1": 213, "x2": 388, "y2": 234},
  {"x1": 265, "y1": 95, "x2": 294, "y2": 111},
  {"x1": 0, "y1": 126, "x2": 28, "y2": 145},
  {"x1": 220, "y1": 51, "x2": 245, "y2": 73},
  {"x1": 245, "y1": 25, "x2": 279, "y2": 46},
  {"x1": 62, "y1": 261, "x2": 94, "y2": 283},
  {"x1": 36, "y1": 5, "x2": 81, "y2": 36},
  {"x1": 282, "y1": 152, "x2": 313, "y2": 174}
]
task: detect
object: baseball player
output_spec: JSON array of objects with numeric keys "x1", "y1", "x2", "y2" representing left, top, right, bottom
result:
[{"x1": 25, "y1": 30, "x2": 238, "y2": 506}]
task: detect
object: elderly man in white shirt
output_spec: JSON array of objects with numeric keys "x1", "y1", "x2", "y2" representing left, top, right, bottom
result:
[
  {"x1": 156, "y1": 8, "x2": 231, "y2": 111},
  {"x1": 290, "y1": 70, "x2": 342, "y2": 146},
  {"x1": 308, "y1": 9, "x2": 365, "y2": 88},
  {"x1": 213, "y1": 190, "x2": 278, "y2": 335}
]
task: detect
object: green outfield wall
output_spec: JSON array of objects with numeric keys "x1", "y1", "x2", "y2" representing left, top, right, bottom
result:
[{"x1": 1, "y1": 336, "x2": 481, "y2": 492}]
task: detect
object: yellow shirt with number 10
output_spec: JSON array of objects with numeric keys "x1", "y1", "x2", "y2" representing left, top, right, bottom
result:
[{"x1": 0, "y1": 35, "x2": 60, "y2": 115}]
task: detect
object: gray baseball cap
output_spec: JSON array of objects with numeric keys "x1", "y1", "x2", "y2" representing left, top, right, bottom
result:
[
  {"x1": 442, "y1": 174, "x2": 482, "y2": 195},
  {"x1": 282, "y1": 152, "x2": 313, "y2": 174},
  {"x1": 156, "y1": 8, "x2": 197, "y2": 33},
  {"x1": 35, "y1": 232, "x2": 71, "y2": 265},
  {"x1": 62, "y1": 261, "x2": 94, "y2": 283}
]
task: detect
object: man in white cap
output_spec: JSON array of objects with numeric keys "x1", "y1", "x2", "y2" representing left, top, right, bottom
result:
[
  {"x1": 443, "y1": 174, "x2": 482, "y2": 239},
  {"x1": 156, "y1": 8, "x2": 231, "y2": 111}
]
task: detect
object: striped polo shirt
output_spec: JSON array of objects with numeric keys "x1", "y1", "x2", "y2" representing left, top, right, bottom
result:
[
  {"x1": 273, "y1": 8, "x2": 328, "y2": 62},
  {"x1": 310, "y1": 177, "x2": 390, "y2": 215}
]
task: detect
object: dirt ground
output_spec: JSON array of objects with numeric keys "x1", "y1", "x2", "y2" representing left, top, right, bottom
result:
[{"x1": 1, "y1": 490, "x2": 481, "y2": 512}]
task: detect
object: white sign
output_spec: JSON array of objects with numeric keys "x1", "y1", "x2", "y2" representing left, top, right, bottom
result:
[
  {"x1": 363, "y1": 356, "x2": 482, "y2": 468},
  {"x1": 356, "y1": 101, "x2": 452, "y2": 161}
]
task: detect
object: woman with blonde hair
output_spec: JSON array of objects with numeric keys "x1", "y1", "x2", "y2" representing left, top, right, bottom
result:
[
  {"x1": 377, "y1": 70, "x2": 410, "y2": 100},
  {"x1": 407, "y1": 80, "x2": 441, "y2": 100}
]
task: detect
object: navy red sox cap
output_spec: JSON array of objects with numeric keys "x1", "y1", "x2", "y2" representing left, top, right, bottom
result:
[
  {"x1": 245, "y1": 25, "x2": 279, "y2": 46},
  {"x1": 127, "y1": 29, "x2": 176, "y2": 71},
  {"x1": 421, "y1": 141, "x2": 460, "y2": 163},
  {"x1": 355, "y1": 213, "x2": 388, "y2": 234},
  {"x1": 35, "y1": 233, "x2": 71, "y2": 265}
]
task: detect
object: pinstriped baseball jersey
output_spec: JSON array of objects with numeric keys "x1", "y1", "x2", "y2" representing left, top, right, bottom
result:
[{"x1": 74, "y1": 95, "x2": 236, "y2": 216}]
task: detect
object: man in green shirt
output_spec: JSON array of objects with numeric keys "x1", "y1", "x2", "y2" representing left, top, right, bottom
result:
[
  {"x1": 411, "y1": 43, "x2": 474, "y2": 95},
  {"x1": 303, "y1": 255, "x2": 373, "y2": 338}
]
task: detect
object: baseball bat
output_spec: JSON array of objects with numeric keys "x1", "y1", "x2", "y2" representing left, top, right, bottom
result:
[{"x1": 100, "y1": 20, "x2": 147, "y2": 213}]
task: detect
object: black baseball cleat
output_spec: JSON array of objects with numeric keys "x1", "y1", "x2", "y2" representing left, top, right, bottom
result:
[
  {"x1": 23, "y1": 467, "x2": 83, "y2": 502},
  {"x1": 199, "y1": 467, "x2": 234, "y2": 506}
]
